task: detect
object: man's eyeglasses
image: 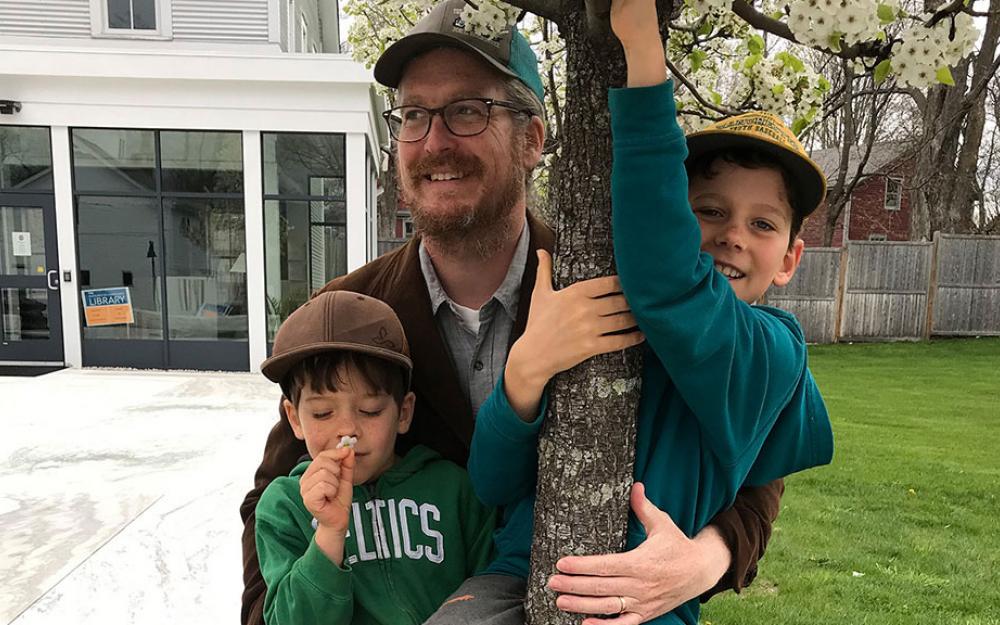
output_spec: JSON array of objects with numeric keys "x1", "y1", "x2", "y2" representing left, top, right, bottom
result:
[{"x1": 382, "y1": 98, "x2": 534, "y2": 143}]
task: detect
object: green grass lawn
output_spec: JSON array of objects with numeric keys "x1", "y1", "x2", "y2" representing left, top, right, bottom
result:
[{"x1": 700, "y1": 338, "x2": 1000, "y2": 625}]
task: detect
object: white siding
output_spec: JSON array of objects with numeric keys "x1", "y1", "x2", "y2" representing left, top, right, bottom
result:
[
  {"x1": 172, "y1": 0, "x2": 268, "y2": 41},
  {"x1": 0, "y1": 0, "x2": 91, "y2": 38}
]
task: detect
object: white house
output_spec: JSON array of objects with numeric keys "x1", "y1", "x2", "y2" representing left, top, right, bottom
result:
[{"x1": 0, "y1": 0, "x2": 386, "y2": 372}]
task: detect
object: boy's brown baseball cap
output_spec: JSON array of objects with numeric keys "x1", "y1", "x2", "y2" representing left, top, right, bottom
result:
[
  {"x1": 260, "y1": 291, "x2": 412, "y2": 387},
  {"x1": 686, "y1": 111, "x2": 827, "y2": 218}
]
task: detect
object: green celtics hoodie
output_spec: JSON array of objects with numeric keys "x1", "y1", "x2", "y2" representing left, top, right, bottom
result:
[{"x1": 255, "y1": 444, "x2": 497, "y2": 625}]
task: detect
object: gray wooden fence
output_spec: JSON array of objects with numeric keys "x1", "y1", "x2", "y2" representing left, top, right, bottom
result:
[
  {"x1": 767, "y1": 234, "x2": 1000, "y2": 343},
  {"x1": 765, "y1": 248, "x2": 844, "y2": 344},
  {"x1": 840, "y1": 241, "x2": 934, "y2": 340},
  {"x1": 931, "y1": 234, "x2": 1000, "y2": 336}
]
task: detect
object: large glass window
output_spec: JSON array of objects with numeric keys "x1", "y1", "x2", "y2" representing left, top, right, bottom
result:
[
  {"x1": 72, "y1": 129, "x2": 246, "y2": 346},
  {"x1": 0, "y1": 126, "x2": 53, "y2": 192},
  {"x1": 161, "y1": 131, "x2": 243, "y2": 194},
  {"x1": 263, "y1": 133, "x2": 346, "y2": 341},
  {"x1": 72, "y1": 129, "x2": 156, "y2": 193},
  {"x1": 163, "y1": 198, "x2": 247, "y2": 340}
]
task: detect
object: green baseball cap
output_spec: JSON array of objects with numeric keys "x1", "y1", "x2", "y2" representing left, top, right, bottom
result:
[{"x1": 373, "y1": 0, "x2": 545, "y2": 103}]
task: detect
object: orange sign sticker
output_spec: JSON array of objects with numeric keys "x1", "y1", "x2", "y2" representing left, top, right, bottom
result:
[
  {"x1": 84, "y1": 304, "x2": 134, "y2": 326},
  {"x1": 81, "y1": 287, "x2": 135, "y2": 327}
]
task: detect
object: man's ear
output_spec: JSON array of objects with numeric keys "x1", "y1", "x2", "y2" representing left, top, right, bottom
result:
[
  {"x1": 284, "y1": 398, "x2": 306, "y2": 441},
  {"x1": 773, "y1": 237, "x2": 805, "y2": 287},
  {"x1": 522, "y1": 115, "x2": 545, "y2": 170},
  {"x1": 397, "y1": 391, "x2": 416, "y2": 435}
]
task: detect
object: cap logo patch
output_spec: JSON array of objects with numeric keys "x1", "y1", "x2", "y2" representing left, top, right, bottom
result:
[
  {"x1": 713, "y1": 115, "x2": 803, "y2": 153},
  {"x1": 371, "y1": 326, "x2": 398, "y2": 350}
]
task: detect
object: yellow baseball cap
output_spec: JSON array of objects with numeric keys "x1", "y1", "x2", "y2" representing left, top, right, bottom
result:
[{"x1": 685, "y1": 111, "x2": 827, "y2": 218}]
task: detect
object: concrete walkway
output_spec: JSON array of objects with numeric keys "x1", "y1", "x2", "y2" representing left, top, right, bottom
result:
[{"x1": 1, "y1": 368, "x2": 279, "y2": 625}]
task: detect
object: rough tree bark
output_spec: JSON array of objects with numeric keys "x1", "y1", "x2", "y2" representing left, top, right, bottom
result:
[
  {"x1": 524, "y1": 9, "x2": 638, "y2": 625},
  {"x1": 499, "y1": 1, "x2": 673, "y2": 623}
]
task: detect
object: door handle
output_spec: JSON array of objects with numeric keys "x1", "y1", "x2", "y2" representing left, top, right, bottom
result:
[{"x1": 47, "y1": 270, "x2": 60, "y2": 291}]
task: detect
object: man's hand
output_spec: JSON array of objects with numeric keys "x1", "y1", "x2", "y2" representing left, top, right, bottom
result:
[
  {"x1": 300, "y1": 447, "x2": 355, "y2": 565},
  {"x1": 504, "y1": 250, "x2": 643, "y2": 421},
  {"x1": 610, "y1": 0, "x2": 668, "y2": 88},
  {"x1": 546, "y1": 483, "x2": 731, "y2": 625}
]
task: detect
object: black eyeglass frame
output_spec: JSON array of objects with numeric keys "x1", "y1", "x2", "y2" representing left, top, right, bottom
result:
[{"x1": 381, "y1": 97, "x2": 535, "y2": 143}]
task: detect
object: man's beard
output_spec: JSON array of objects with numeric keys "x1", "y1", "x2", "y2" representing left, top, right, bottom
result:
[{"x1": 399, "y1": 149, "x2": 525, "y2": 260}]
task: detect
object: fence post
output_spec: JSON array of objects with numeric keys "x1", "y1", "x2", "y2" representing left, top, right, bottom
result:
[
  {"x1": 833, "y1": 244, "x2": 848, "y2": 342},
  {"x1": 924, "y1": 232, "x2": 941, "y2": 340}
]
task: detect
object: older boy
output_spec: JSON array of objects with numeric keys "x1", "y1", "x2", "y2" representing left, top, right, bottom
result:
[
  {"x1": 426, "y1": 1, "x2": 834, "y2": 625},
  {"x1": 254, "y1": 291, "x2": 496, "y2": 625}
]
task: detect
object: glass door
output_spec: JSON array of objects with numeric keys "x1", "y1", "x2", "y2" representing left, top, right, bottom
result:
[{"x1": 0, "y1": 194, "x2": 63, "y2": 363}]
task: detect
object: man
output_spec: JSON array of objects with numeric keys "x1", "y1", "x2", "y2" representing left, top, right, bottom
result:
[{"x1": 239, "y1": 2, "x2": 784, "y2": 623}]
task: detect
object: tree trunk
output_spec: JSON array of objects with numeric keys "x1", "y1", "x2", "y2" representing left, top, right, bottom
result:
[
  {"x1": 943, "y1": 0, "x2": 1000, "y2": 232},
  {"x1": 523, "y1": 8, "x2": 642, "y2": 625},
  {"x1": 910, "y1": 56, "x2": 970, "y2": 240}
]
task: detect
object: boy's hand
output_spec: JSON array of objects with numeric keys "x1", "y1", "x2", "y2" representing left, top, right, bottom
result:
[
  {"x1": 610, "y1": 0, "x2": 660, "y2": 51},
  {"x1": 610, "y1": 0, "x2": 668, "y2": 87},
  {"x1": 504, "y1": 250, "x2": 644, "y2": 421},
  {"x1": 300, "y1": 447, "x2": 355, "y2": 532}
]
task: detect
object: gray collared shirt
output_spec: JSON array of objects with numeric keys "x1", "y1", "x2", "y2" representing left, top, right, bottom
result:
[{"x1": 419, "y1": 221, "x2": 529, "y2": 416}]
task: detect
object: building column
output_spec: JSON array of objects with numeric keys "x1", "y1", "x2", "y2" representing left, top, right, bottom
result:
[
  {"x1": 345, "y1": 133, "x2": 368, "y2": 271},
  {"x1": 243, "y1": 130, "x2": 268, "y2": 372},
  {"x1": 50, "y1": 126, "x2": 82, "y2": 368}
]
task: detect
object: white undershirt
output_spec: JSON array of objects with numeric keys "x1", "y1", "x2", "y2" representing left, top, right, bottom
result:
[{"x1": 449, "y1": 301, "x2": 481, "y2": 335}]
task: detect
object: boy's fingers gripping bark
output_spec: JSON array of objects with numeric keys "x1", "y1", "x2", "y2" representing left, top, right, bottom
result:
[
  {"x1": 610, "y1": 0, "x2": 660, "y2": 50},
  {"x1": 599, "y1": 311, "x2": 639, "y2": 335},
  {"x1": 573, "y1": 274, "x2": 622, "y2": 299},
  {"x1": 534, "y1": 250, "x2": 554, "y2": 294},
  {"x1": 595, "y1": 293, "x2": 631, "y2": 317}
]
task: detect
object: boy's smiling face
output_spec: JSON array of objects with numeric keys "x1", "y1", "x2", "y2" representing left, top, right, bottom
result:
[
  {"x1": 689, "y1": 160, "x2": 804, "y2": 303},
  {"x1": 285, "y1": 365, "x2": 415, "y2": 485}
]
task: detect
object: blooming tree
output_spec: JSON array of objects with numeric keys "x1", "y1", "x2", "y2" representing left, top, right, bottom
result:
[{"x1": 343, "y1": 1, "x2": 983, "y2": 623}]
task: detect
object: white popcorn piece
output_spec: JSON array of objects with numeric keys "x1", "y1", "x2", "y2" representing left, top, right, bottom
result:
[{"x1": 336, "y1": 435, "x2": 358, "y2": 449}]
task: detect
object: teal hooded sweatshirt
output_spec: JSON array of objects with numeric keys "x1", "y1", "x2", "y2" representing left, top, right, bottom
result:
[
  {"x1": 467, "y1": 81, "x2": 834, "y2": 625},
  {"x1": 256, "y1": 444, "x2": 497, "y2": 625}
]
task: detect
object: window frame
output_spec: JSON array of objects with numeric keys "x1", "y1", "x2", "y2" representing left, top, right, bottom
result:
[
  {"x1": 89, "y1": 0, "x2": 172, "y2": 39},
  {"x1": 884, "y1": 176, "x2": 903, "y2": 211}
]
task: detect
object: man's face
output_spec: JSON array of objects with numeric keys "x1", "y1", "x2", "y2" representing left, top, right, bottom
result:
[
  {"x1": 689, "y1": 161, "x2": 804, "y2": 303},
  {"x1": 395, "y1": 47, "x2": 542, "y2": 250}
]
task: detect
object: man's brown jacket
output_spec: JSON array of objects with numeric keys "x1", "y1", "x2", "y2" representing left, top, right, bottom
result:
[{"x1": 239, "y1": 214, "x2": 783, "y2": 625}]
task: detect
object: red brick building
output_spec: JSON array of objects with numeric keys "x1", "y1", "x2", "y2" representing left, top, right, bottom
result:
[
  {"x1": 801, "y1": 143, "x2": 916, "y2": 247},
  {"x1": 393, "y1": 209, "x2": 415, "y2": 239}
]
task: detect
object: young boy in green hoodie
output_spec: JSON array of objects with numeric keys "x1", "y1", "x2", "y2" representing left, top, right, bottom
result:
[
  {"x1": 254, "y1": 290, "x2": 497, "y2": 625},
  {"x1": 424, "y1": 1, "x2": 834, "y2": 625}
]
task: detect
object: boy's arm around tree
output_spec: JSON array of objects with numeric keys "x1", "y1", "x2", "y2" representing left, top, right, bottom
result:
[
  {"x1": 609, "y1": 0, "x2": 822, "y2": 473},
  {"x1": 610, "y1": 96, "x2": 818, "y2": 475}
]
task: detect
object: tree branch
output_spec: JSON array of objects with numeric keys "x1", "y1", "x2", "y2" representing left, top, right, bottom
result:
[
  {"x1": 542, "y1": 18, "x2": 564, "y2": 143},
  {"x1": 926, "y1": 0, "x2": 968, "y2": 27},
  {"x1": 666, "y1": 58, "x2": 739, "y2": 116},
  {"x1": 731, "y1": 0, "x2": 886, "y2": 59},
  {"x1": 504, "y1": 0, "x2": 564, "y2": 22}
]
